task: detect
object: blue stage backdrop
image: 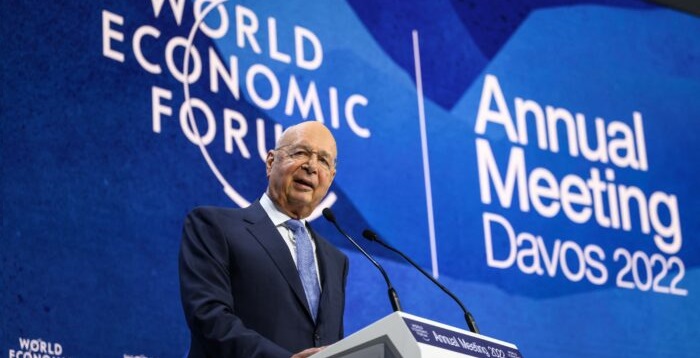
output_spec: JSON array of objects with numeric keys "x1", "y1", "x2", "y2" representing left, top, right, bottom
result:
[{"x1": 3, "y1": 1, "x2": 700, "y2": 357}]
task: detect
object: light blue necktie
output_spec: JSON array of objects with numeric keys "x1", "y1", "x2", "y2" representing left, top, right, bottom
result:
[{"x1": 285, "y1": 219, "x2": 321, "y2": 321}]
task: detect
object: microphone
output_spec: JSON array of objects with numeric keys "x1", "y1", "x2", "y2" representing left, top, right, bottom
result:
[
  {"x1": 322, "y1": 208, "x2": 402, "y2": 312},
  {"x1": 362, "y1": 229, "x2": 480, "y2": 334}
]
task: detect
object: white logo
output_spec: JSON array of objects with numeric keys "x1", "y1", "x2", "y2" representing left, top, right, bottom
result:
[
  {"x1": 408, "y1": 322, "x2": 431, "y2": 342},
  {"x1": 8, "y1": 337, "x2": 64, "y2": 358}
]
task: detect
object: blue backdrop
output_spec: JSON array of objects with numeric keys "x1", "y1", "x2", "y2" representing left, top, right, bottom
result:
[{"x1": 3, "y1": 1, "x2": 699, "y2": 357}]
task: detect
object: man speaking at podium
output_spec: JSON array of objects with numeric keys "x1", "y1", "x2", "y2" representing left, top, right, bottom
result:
[{"x1": 179, "y1": 121, "x2": 349, "y2": 358}]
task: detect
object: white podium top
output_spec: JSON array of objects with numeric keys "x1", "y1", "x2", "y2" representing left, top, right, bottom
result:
[{"x1": 314, "y1": 311, "x2": 522, "y2": 358}]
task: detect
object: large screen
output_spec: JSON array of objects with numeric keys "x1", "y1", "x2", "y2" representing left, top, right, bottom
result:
[{"x1": 3, "y1": 1, "x2": 699, "y2": 357}]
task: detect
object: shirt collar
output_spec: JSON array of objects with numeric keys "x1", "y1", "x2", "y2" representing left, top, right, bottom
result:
[{"x1": 260, "y1": 193, "x2": 306, "y2": 227}]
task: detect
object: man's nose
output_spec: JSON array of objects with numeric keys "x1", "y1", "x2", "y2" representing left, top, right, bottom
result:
[{"x1": 301, "y1": 155, "x2": 319, "y2": 173}]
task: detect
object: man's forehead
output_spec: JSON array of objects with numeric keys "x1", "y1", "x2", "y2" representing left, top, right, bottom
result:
[
  {"x1": 276, "y1": 124, "x2": 336, "y2": 155},
  {"x1": 281, "y1": 126, "x2": 335, "y2": 144}
]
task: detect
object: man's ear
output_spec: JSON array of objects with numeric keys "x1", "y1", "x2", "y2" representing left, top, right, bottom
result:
[{"x1": 265, "y1": 150, "x2": 275, "y2": 177}]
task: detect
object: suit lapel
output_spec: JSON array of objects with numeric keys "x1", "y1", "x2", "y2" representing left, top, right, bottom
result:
[{"x1": 243, "y1": 201, "x2": 314, "y2": 322}]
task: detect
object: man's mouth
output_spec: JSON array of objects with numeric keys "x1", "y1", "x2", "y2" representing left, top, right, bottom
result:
[{"x1": 293, "y1": 178, "x2": 315, "y2": 190}]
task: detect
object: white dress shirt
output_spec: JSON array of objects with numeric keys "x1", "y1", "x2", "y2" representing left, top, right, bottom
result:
[{"x1": 259, "y1": 193, "x2": 322, "y2": 286}]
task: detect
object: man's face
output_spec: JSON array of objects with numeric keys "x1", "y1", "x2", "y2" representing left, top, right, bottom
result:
[{"x1": 266, "y1": 123, "x2": 337, "y2": 219}]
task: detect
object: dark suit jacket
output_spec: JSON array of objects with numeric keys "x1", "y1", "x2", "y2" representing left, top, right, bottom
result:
[{"x1": 179, "y1": 202, "x2": 349, "y2": 358}]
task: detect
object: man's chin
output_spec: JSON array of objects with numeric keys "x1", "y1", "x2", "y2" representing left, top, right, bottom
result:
[{"x1": 286, "y1": 196, "x2": 318, "y2": 217}]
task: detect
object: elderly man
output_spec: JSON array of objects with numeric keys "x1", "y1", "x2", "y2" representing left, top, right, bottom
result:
[{"x1": 179, "y1": 121, "x2": 349, "y2": 358}]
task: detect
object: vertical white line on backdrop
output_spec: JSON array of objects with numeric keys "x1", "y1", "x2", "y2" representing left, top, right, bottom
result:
[{"x1": 412, "y1": 30, "x2": 439, "y2": 279}]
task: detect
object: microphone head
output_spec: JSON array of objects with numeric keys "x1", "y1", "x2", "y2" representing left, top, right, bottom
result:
[
  {"x1": 321, "y1": 208, "x2": 336, "y2": 223},
  {"x1": 362, "y1": 229, "x2": 379, "y2": 242}
]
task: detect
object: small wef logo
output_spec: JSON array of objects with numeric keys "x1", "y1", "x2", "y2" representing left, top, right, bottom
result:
[
  {"x1": 408, "y1": 322, "x2": 431, "y2": 342},
  {"x1": 8, "y1": 337, "x2": 64, "y2": 358}
]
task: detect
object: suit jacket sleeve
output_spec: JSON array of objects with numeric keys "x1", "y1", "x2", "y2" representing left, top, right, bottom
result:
[{"x1": 178, "y1": 207, "x2": 292, "y2": 358}]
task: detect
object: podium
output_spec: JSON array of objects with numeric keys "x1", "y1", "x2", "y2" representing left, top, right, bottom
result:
[{"x1": 313, "y1": 312, "x2": 523, "y2": 358}]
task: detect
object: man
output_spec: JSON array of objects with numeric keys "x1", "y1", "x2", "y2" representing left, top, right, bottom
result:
[{"x1": 179, "y1": 121, "x2": 349, "y2": 358}]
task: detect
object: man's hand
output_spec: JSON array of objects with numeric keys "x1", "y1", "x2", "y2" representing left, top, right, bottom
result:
[{"x1": 291, "y1": 346, "x2": 326, "y2": 358}]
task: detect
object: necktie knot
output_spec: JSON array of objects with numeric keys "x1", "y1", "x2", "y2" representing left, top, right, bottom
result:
[{"x1": 284, "y1": 219, "x2": 305, "y2": 233}]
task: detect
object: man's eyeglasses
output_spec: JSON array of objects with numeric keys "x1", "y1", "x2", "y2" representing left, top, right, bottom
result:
[{"x1": 276, "y1": 145, "x2": 336, "y2": 172}]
